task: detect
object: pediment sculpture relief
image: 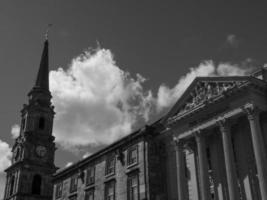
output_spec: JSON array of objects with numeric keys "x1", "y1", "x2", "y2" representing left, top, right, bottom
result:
[{"x1": 172, "y1": 80, "x2": 245, "y2": 118}]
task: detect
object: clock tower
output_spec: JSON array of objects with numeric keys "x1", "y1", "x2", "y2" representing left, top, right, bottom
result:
[{"x1": 4, "y1": 38, "x2": 57, "y2": 200}]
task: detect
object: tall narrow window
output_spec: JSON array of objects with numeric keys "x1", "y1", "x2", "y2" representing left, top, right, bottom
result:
[
  {"x1": 39, "y1": 117, "x2": 45, "y2": 130},
  {"x1": 105, "y1": 181, "x2": 115, "y2": 200},
  {"x1": 127, "y1": 146, "x2": 138, "y2": 166},
  {"x1": 127, "y1": 174, "x2": 139, "y2": 200},
  {"x1": 85, "y1": 189, "x2": 94, "y2": 200},
  {"x1": 69, "y1": 195, "x2": 77, "y2": 200},
  {"x1": 86, "y1": 166, "x2": 95, "y2": 185},
  {"x1": 55, "y1": 182, "x2": 63, "y2": 199},
  {"x1": 69, "y1": 175, "x2": 78, "y2": 193},
  {"x1": 9, "y1": 175, "x2": 15, "y2": 196},
  {"x1": 105, "y1": 155, "x2": 116, "y2": 176},
  {"x1": 32, "y1": 174, "x2": 42, "y2": 195}
]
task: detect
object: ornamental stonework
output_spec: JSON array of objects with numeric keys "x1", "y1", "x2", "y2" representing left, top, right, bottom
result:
[{"x1": 171, "y1": 80, "x2": 245, "y2": 119}]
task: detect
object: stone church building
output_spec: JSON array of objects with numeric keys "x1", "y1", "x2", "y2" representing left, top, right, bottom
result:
[{"x1": 3, "y1": 39, "x2": 267, "y2": 200}]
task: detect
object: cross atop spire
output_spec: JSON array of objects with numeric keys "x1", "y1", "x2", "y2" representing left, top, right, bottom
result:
[{"x1": 45, "y1": 24, "x2": 52, "y2": 41}]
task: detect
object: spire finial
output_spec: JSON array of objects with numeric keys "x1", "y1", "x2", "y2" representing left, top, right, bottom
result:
[{"x1": 45, "y1": 24, "x2": 53, "y2": 40}]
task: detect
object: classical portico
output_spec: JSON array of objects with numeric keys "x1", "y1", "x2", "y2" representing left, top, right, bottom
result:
[{"x1": 163, "y1": 76, "x2": 267, "y2": 200}]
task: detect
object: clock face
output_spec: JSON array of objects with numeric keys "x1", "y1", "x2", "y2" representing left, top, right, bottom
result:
[{"x1": 36, "y1": 146, "x2": 47, "y2": 157}]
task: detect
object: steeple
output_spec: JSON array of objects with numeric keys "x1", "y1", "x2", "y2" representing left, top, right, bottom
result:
[
  {"x1": 35, "y1": 39, "x2": 49, "y2": 90},
  {"x1": 3, "y1": 33, "x2": 56, "y2": 200},
  {"x1": 28, "y1": 37, "x2": 52, "y2": 106}
]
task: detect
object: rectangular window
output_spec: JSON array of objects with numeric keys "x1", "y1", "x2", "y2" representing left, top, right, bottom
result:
[
  {"x1": 86, "y1": 166, "x2": 95, "y2": 185},
  {"x1": 127, "y1": 174, "x2": 139, "y2": 200},
  {"x1": 69, "y1": 195, "x2": 77, "y2": 200},
  {"x1": 105, "y1": 155, "x2": 116, "y2": 175},
  {"x1": 69, "y1": 175, "x2": 78, "y2": 193},
  {"x1": 105, "y1": 181, "x2": 115, "y2": 200},
  {"x1": 85, "y1": 189, "x2": 94, "y2": 200},
  {"x1": 55, "y1": 182, "x2": 63, "y2": 199},
  {"x1": 127, "y1": 146, "x2": 138, "y2": 166}
]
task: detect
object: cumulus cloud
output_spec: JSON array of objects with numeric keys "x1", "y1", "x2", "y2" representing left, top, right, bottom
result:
[
  {"x1": 50, "y1": 49, "x2": 153, "y2": 149},
  {"x1": 11, "y1": 124, "x2": 20, "y2": 139},
  {"x1": 0, "y1": 140, "x2": 12, "y2": 172},
  {"x1": 49, "y1": 47, "x2": 256, "y2": 150}
]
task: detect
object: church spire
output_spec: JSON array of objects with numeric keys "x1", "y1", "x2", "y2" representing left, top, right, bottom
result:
[
  {"x1": 28, "y1": 30, "x2": 53, "y2": 106},
  {"x1": 34, "y1": 39, "x2": 49, "y2": 90}
]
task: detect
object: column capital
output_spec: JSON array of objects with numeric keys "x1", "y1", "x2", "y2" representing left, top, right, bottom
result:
[
  {"x1": 172, "y1": 136, "x2": 184, "y2": 150},
  {"x1": 243, "y1": 103, "x2": 261, "y2": 120},
  {"x1": 216, "y1": 117, "x2": 230, "y2": 133},
  {"x1": 193, "y1": 129, "x2": 202, "y2": 143},
  {"x1": 184, "y1": 141, "x2": 196, "y2": 153}
]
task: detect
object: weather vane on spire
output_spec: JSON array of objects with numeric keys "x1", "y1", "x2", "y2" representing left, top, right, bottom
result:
[{"x1": 45, "y1": 24, "x2": 53, "y2": 40}]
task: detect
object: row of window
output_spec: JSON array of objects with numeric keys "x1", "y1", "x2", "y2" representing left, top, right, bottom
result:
[
  {"x1": 55, "y1": 146, "x2": 138, "y2": 199},
  {"x1": 61, "y1": 174, "x2": 139, "y2": 200}
]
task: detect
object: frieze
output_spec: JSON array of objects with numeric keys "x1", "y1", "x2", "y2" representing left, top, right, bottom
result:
[{"x1": 169, "y1": 80, "x2": 245, "y2": 121}]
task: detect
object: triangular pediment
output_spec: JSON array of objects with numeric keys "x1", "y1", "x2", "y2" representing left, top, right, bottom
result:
[{"x1": 163, "y1": 76, "x2": 255, "y2": 123}]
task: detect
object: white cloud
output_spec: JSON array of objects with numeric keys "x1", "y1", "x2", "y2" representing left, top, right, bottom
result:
[
  {"x1": 49, "y1": 47, "x2": 256, "y2": 151},
  {"x1": 217, "y1": 62, "x2": 253, "y2": 76},
  {"x1": 50, "y1": 49, "x2": 153, "y2": 149},
  {"x1": 0, "y1": 140, "x2": 12, "y2": 172},
  {"x1": 11, "y1": 124, "x2": 20, "y2": 139}
]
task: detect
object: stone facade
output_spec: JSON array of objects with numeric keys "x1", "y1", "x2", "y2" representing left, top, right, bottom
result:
[
  {"x1": 163, "y1": 73, "x2": 267, "y2": 200},
  {"x1": 53, "y1": 130, "x2": 149, "y2": 200}
]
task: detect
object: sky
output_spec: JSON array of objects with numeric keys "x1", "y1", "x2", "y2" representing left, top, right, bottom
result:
[{"x1": 1, "y1": 0, "x2": 267, "y2": 196}]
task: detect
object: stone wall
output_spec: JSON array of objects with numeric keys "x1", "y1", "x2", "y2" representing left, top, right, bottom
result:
[{"x1": 53, "y1": 139, "x2": 147, "y2": 200}]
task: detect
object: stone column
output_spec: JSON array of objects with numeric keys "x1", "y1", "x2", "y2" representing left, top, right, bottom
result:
[
  {"x1": 173, "y1": 136, "x2": 186, "y2": 200},
  {"x1": 194, "y1": 131, "x2": 210, "y2": 200},
  {"x1": 217, "y1": 119, "x2": 239, "y2": 200},
  {"x1": 244, "y1": 104, "x2": 267, "y2": 200}
]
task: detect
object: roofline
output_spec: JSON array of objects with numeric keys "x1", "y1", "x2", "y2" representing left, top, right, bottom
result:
[
  {"x1": 54, "y1": 130, "x2": 141, "y2": 179},
  {"x1": 53, "y1": 120, "x2": 161, "y2": 180}
]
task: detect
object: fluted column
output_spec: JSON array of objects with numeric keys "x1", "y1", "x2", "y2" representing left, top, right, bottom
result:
[
  {"x1": 173, "y1": 136, "x2": 186, "y2": 200},
  {"x1": 194, "y1": 131, "x2": 210, "y2": 200},
  {"x1": 244, "y1": 104, "x2": 267, "y2": 199},
  {"x1": 217, "y1": 119, "x2": 239, "y2": 200}
]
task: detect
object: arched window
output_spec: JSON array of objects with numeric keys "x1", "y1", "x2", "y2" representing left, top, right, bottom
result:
[
  {"x1": 9, "y1": 176, "x2": 15, "y2": 196},
  {"x1": 39, "y1": 117, "x2": 45, "y2": 130},
  {"x1": 32, "y1": 174, "x2": 42, "y2": 195}
]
